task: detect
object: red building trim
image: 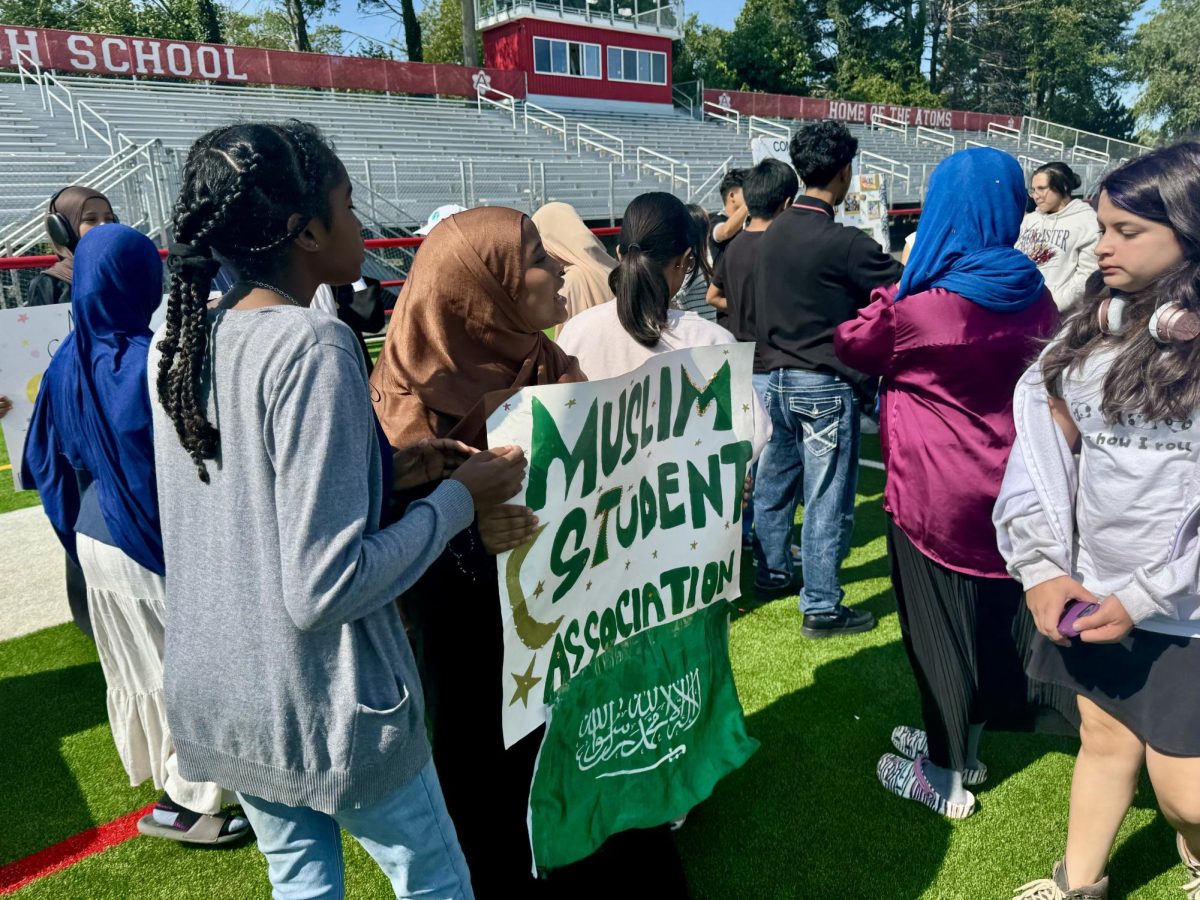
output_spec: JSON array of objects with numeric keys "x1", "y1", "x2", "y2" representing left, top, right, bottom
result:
[{"x1": 484, "y1": 18, "x2": 672, "y2": 105}]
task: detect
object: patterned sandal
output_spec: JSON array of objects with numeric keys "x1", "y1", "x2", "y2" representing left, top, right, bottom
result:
[
  {"x1": 877, "y1": 752, "x2": 976, "y2": 819},
  {"x1": 890, "y1": 725, "x2": 988, "y2": 786}
]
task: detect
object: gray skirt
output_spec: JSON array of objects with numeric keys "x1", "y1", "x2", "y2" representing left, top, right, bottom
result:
[{"x1": 1027, "y1": 625, "x2": 1200, "y2": 756}]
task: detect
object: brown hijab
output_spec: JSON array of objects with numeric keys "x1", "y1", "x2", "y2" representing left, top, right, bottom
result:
[
  {"x1": 370, "y1": 206, "x2": 585, "y2": 449},
  {"x1": 44, "y1": 186, "x2": 112, "y2": 285}
]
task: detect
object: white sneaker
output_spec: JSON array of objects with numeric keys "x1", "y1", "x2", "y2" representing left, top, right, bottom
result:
[
  {"x1": 789, "y1": 544, "x2": 802, "y2": 563},
  {"x1": 877, "y1": 752, "x2": 975, "y2": 819},
  {"x1": 1013, "y1": 861, "x2": 1108, "y2": 900},
  {"x1": 1178, "y1": 832, "x2": 1200, "y2": 899},
  {"x1": 889, "y1": 725, "x2": 988, "y2": 786}
]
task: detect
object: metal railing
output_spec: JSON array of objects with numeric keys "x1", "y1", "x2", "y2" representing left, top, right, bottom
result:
[
  {"x1": 671, "y1": 86, "x2": 694, "y2": 118},
  {"x1": 0, "y1": 138, "x2": 171, "y2": 257},
  {"x1": 748, "y1": 116, "x2": 790, "y2": 140},
  {"x1": 635, "y1": 146, "x2": 690, "y2": 195},
  {"x1": 860, "y1": 150, "x2": 911, "y2": 187},
  {"x1": 524, "y1": 101, "x2": 568, "y2": 151},
  {"x1": 871, "y1": 111, "x2": 908, "y2": 138},
  {"x1": 1022, "y1": 116, "x2": 1145, "y2": 163},
  {"x1": 689, "y1": 154, "x2": 734, "y2": 207},
  {"x1": 12, "y1": 49, "x2": 81, "y2": 142},
  {"x1": 987, "y1": 122, "x2": 1021, "y2": 144},
  {"x1": 577, "y1": 123, "x2": 624, "y2": 164},
  {"x1": 1071, "y1": 144, "x2": 1110, "y2": 165},
  {"x1": 1027, "y1": 133, "x2": 1065, "y2": 156},
  {"x1": 1017, "y1": 154, "x2": 1047, "y2": 174},
  {"x1": 702, "y1": 101, "x2": 740, "y2": 132},
  {"x1": 964, "y1": 139, "x2": 989, "y2": 149},
  {"x1": 476, "y1": 85, "x2": 517, "y2": 129},
  {"x1": 915, "y1": 126, "x2": 954, "y2": 152}
]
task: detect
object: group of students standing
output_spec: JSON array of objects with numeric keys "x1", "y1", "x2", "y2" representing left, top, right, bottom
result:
[{"x1": 8, "y1": 112, "x2": 1200, "y2": 900}]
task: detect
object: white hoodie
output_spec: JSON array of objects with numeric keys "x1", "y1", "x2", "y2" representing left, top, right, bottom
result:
[{"x1": 1015, "y1": 199, "x2": 1101, "y2": 311}]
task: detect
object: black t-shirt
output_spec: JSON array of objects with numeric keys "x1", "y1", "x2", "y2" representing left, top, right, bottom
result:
[
  {"x1": 753, "y1": 198, "x2": 903, "y2": 396},
  {"x1": 712, "y1": 230, "x2": 768, "y2": 374},
  {"x1": 23, "y1": 271, "x2": 71, "y2": 307}
]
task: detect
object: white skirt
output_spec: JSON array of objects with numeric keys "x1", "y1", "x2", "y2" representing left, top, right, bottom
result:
[{"x1": 75, "y1": 534, "x2": 223, "y2": 814}]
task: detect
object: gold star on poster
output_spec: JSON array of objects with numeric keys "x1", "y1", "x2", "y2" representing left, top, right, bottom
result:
[
  {"x1": 565, "y1": 398, "x2": 577, "y2": 408},
  {"x1": 742, "y1": 404, "x2": 750, "y2": 412},
  {"x1": 652, "y1": 550, "x2": 658, "y2": 559},
  {"x1": 624, "y1": 560, "x2": 631, "y2": 570},
  {"x1": 532, "y1": 580, "x2": 546, "y2": 598},
  {"x1": 724, "y1": 522, "x2": 731, "y2": 529},
  {"x1": 509, "y1": 657, "x2": 542, "y2": 708},
  {"x1": 690, "y1": 541, "x2": 698, "y2": 550},
  {"x1": 695, "y1": 439, "x2": 701, "y2": 446},
  {"x1": 586, "y1": 581, "x2": 593, "y2": 591}
]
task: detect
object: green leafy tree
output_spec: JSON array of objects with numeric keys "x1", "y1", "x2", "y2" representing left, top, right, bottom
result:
[
  {"x1": 1128, "y1": 0, "x2": 1200, "y2": 139},
  {"x1": 671, "y1": 13, "x2": 734, "y2": 88},
  {"x1": 419, "y1": 0, "x2": 477, "y2": 64},
  {"x1": 724, "y1": 0, "x2": 823, "y2": 94},
  {"x1": 358, "y1": 0, "x2": 423, "y2": 61}
]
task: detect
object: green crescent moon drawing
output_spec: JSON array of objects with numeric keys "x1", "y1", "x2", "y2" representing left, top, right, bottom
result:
[{"x1": 505, "y1": 525, "x2": 563, "y2": 651}]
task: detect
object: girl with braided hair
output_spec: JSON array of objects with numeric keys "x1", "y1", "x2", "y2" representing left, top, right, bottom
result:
[{"x1": 150, "y1": 120, "x2": 527, "y2": 898}]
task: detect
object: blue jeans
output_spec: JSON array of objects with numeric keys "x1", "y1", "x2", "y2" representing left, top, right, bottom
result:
[
  {"x1": 742, "y1": 372, "x2": 773, "y2": 544},
  {"x1": 752, "y1": 368, "x2": 861, "y2": 614},
  {"x1": 239, "y1": 759, "x2": 474, "y2": 899}
]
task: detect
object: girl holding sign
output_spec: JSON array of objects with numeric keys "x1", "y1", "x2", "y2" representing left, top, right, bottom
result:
[{"x1": 998, "y1": 143, "x2": 1200, "y2": 899}]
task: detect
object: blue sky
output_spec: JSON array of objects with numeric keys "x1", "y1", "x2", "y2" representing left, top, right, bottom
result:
[{"x1": 240, "y1": 0, "x2": 745, "y2": 54}]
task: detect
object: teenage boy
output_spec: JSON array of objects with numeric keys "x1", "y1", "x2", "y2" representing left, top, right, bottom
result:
[
  {"x1": 707, "y1": 168, "x2": 749, "y2": 327},
  {"x1": 708, "y1": 158, "x2": 799, "y2": 551},
  {"x1": 752, "y1": 120, "x2": 902, "y2": 638}
]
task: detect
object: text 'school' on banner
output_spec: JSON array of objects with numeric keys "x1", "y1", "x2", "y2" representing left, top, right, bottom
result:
[{"x1": 487, "y1": 344, "x2": 761, "y2": 870}]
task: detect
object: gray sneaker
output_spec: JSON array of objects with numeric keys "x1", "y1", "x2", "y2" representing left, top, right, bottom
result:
[{"x1": 1013, "y1": 860, "x2": 1108, "y2": 900}]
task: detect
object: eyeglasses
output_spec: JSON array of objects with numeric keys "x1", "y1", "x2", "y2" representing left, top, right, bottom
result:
[{"x1": 1028, "y1": 186, "x2": 1053, "y2": 197}]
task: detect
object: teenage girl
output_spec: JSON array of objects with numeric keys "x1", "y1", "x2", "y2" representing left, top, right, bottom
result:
[
  {"x1": 24, "y1": 186, "x2": 116, "y2": 307},
  {"x1": 151, "y1": 120, "x2": 525, "y2": 898},
  {"x1": 998, "y1": 142, "x2": 1200, "y2": 899}
]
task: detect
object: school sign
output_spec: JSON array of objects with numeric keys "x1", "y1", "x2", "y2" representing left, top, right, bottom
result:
[{"x1": 487, "y1": 344, "x2": 760, "y2": 869}]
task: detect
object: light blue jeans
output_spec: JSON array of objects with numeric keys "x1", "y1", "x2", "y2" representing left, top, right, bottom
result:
[
  {"x1": 742, "y1": 372, "x2": 773, "y2": 544},
  {"x1": 238, "y1": 759, "x2": 474, "y2": 900}
]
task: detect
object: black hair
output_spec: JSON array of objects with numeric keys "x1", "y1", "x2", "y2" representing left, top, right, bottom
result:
[
  {"x1": 1033, "y1": 161, "x2": 1083, "y2": 198},
  {"x1": 789, "y1": 120, "x2": 858, "y2": 189},
  {"x1": 719, "y1": 168, "x2": 747, "y2": 202},
  {"x1": 683, "y1": 203, "x2": 711, "y2": 291},
  {"x1": 611, "y1": 192, "x2": 712, "y2": 348},
  {"x1": 1042, "y1": 141, "x2": 1200, "y2": 422},
  {"x1": 157, "y1": 120, "x2": 343, "y2": 482},
  {"x1": 743, "y1": 158, "x2": 799, "y2": 219}
]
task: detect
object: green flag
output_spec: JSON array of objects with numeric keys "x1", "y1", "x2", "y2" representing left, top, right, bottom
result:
[{"x1": 529, "y1": 603, "x2": 759, "y2": 872}]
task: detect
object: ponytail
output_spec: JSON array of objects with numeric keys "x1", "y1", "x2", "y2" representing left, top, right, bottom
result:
[{"x1": 609, "y1": 192, "x2": 695, "y2": 349}]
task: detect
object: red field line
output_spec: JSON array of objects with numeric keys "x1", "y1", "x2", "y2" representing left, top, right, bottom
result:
[{"x1": 0, "y1": 804, "x2": 155, "y2": 895}]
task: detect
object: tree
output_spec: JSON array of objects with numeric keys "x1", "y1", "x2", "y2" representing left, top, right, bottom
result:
[
  {"x1": 671, "y1": 13, "x2": 734, "y2": 88},
  {"x1": 419, "y1": 0, "x2": 473, "y2": 64},
  {"x1": 723, "y1": 0, "x2": 824, "y2": 95},
  {"x1": 358, "y1": 0, "x2": 423, "y2": 61},
  {"x1": 224, "y1": 7, "x2": 344, "y2": 53},
  {"x1": 273, "y1": 0, "x2": 339, "y2": 52},
  {"x1": 1127, "y1": 0, "x2": 1200, "y2": 139}
]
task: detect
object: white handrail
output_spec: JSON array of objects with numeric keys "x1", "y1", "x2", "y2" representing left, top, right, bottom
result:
[
  {"x1": 14, "y1": 49, "x2": 79, "y2": 142},
  {"x1": 914, "y1": 126, "x2": 955, "y2": 152},
  {"x1": 1022, "y1": 116, "x2": 1146, "y2": 163},
  {"x1": 1028, "y1": 133, "x2": 1065, "y2": 156},
  {"x1": 689, "y1": 154, "x2": 734, "y2": 205},
  {"x1": 987, "y1": 122, "x2": 1021, "y2": 143},
  {"x1": 577, "y1": 123, "x2": 624, "y2": 163},
  {"x1": 748, "y1": 115, "x2": 789, "y2": 140},
  {"x1": 1017, "y1": 154, "x2": 1047, "y2": 172},
  {"x1": 476, "y1": 85, "x2": 517, "y2": 129},
  {"x1": 871, "y1": 111, "x2": 908, "y2": 138},
  {"x1": 964, "y1": 139, "x2": 989, "y2": 149},
  {"x1": 524, "y1": 101, "x2": 568, "y2": 151},
  {"x1": 860, "y1": 150, "x2": 911, "y2": 186},
  {"x1": 1071, "y1": 144, "x2": 1110, "y2": 165},
  {"x1": 703, "y1": 101, "x2": 740, "y2": 133},
  {"x1": 77, "y1": 99, "x2": 114, "y2": 152},
  {"x1": 635, "y1": 146, "x2": 690, "y2": 193}
]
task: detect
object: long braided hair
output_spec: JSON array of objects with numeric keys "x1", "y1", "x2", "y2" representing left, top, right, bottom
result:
[{"x1": 157, "y1": 121, "x2": 341, "y2": 482}]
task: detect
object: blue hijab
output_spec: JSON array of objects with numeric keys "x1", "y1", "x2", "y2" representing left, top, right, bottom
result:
[
  {"x1": 896, "y1": 147, "x2": 1045, "y2": 311},
  {"x1": 22, "y1": 224, "x2": 165, "y2": 575}
]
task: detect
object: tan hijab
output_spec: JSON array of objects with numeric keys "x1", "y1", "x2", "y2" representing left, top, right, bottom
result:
[
  {"x1": 44, "y1": 186, "x2": 111, "y2": 285},
  {"x1": 531, "y1": 202, "x2": 617, "y2": 323},
  {"x1": 371, "y1": 206, "x2": 585, "y2": 449}
]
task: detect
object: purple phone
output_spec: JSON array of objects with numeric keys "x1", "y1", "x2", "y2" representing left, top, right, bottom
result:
[{"x1": 1058, "y1": 600, "x2": 1100, "y2": 639}]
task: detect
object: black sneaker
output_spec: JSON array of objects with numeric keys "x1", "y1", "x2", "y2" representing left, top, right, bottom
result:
[
  {"x1": 753, "y1": 574, "x2": 802, "y2": 601},
  {"x1": 801, "y1": 605, "x2": 876, "y2": 639}
]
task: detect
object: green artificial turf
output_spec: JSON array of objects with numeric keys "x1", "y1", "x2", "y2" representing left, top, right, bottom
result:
[
  {"x1": 0, "y1": 429, "x2": 40, "y2": 515},
  {"x1": 0, "y1": 455, "x2": 1188, "y2": 898}
]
